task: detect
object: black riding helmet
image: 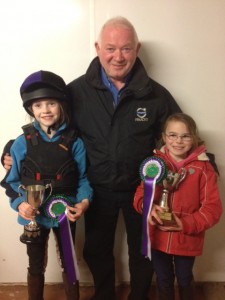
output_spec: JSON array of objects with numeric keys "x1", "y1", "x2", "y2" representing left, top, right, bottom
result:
[{"x1": 20, "y1": 70, "x2": 68, "y2": 116}]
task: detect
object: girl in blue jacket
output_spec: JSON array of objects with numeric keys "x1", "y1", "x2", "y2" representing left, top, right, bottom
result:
[{"x1": 1, "y1": 70, "x2": 93, "y2": 300}]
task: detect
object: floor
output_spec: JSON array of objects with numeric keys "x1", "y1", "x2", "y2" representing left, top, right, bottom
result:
[{"x1": 0, "y1": 282, "x2": 224, "y2": 299}]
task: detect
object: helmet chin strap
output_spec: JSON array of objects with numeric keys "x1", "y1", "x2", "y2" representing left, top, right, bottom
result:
[
  {"x1": 47, "y1": 122, "x2": 59, "y2": 135},
  {"x1": 47, "y1": 126, "x2": 52, "y2": 135}
]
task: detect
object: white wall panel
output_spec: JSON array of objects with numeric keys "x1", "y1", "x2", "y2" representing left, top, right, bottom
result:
[{"x1": 0, "y1": 0, "x2": 224, "y2": 284}]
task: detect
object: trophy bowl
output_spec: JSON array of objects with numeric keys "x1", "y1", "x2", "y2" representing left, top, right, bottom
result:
[{"x1": 19, "y1": 184, "x2": 51, "y2": 244}]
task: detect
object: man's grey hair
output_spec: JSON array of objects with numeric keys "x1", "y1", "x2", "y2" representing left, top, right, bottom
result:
[{"x1": 97, "y1": 16, "x2": 139, "y2": 46}]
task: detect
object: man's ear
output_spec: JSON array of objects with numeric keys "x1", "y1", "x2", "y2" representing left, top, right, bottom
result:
[
  {"x1": 136, "y1": 42, "x2": 141, "y2": 55},
  {"x1": 95, "y1": 42, "x2": 100, "y2": 54}
]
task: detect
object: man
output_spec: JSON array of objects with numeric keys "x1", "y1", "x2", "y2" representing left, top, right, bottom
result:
[
  {"x1": 3, "y1": 16, "x2": 181, "y2": 300},
  {"x1": 67, "y1": 17, "x2": 181, "y2": 300}
]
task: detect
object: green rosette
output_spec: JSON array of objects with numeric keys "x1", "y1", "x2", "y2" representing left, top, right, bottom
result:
[
  {"x1": 139, "y1": 156, "x2": 167, "y2": 183},
  {"x1": 139, "y1": 156, "x2": 167, "y2": 258},
  {"x1": 43, "y1": 194, "x2": 74, "y2": 219}
]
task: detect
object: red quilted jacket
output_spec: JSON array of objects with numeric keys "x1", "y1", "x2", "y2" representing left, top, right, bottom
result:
[{"x1": 134, "y1": 146, "x2": 223, "y2": 256}]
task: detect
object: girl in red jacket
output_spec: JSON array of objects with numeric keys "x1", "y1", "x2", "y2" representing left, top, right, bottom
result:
[{"x1": 134, "y1": 113, "x2": 222, "y2": 300}]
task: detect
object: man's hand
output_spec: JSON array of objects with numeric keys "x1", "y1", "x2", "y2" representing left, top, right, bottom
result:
[{"x1": 4, "y1": 154, "x2": 12, "y2": 171}]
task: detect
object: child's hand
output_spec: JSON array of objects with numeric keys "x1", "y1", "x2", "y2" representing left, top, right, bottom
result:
[
  {"x1": 157, "y1": 213, "x2": 183, "y2": 232},
  {"x1": 148, "y1": 204, "x2": 164, "y2": 225},
  {"x1": 18, "y1": 202, "x2": 37, "y2": 220},
  {"x1": 66, "y1": 199, "x2": 89, "y2": 222}
]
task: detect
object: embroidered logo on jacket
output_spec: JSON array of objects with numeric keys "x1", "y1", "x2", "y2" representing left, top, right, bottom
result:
[
  {"x1": 135, "y1": 108, "x2": 148, "y2": 122},
  {"x1": 188, "y1": 168, "x2": 195, "y2": 175}
]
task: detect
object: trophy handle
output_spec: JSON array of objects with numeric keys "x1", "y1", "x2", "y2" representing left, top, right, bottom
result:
[
  {"x1": 42, "y1": 183, "x2": 53, "y2": 203},
  {"x1": 175, "y1": 168, "x2": 186, "y2": 189},
  {"x1": 18, "y1": 184, "x2": 26, "y2": 196},
  {"x1": 179, "y1": 168, "x2": 186, "y2": 181}
]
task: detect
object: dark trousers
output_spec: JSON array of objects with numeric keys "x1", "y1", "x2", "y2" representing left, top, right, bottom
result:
[
  {"x1": 151, "y1": 249, "x2": 195, "y2": 288},
  {"x1": 26, "y1": 223, "x2": 76, "y2": 275},
  {"x1": 83, "y1": 187, "x2": 153, "y2": 300}
]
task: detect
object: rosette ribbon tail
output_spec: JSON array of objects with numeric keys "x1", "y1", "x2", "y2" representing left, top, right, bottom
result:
[
  {"x1": 139, "y1": 156, "x2": 167, "y2": 260},
  {"x1": 58, "y1": 212, "x2": 80, "y2": 284},
  {"x1": 142, "y1": 177, "x2": 157, "y2": 259}
]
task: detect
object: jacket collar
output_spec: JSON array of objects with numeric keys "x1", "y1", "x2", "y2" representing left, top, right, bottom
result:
[
  {"x1": 155, "y1": 145, "x2": 209, "y2": 165},
  {"x1": 85, "y1": 56, "x2": 153, "y2": 99},
  {"x1": 33, "y1": 121, "x2": 67, "y2": 140}
]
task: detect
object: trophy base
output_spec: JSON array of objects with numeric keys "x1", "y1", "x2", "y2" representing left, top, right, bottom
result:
[
  {"x1": 20, "y1": 225, "x2": 43, "y2": 244},
  {"x1": 157, "y1": 211, "x2": 177, "y2": 227}
]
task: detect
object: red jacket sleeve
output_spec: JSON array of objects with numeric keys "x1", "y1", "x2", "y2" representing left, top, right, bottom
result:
[
  {"x1": 133, "y1": 181, "x2": 144, "y2": 214},
  {"x1": 182, "y1": 163, "x2": 223, "y2": 234},
  {"x1": 134, "y1": 180, "x2": 165, "y2": 214}
]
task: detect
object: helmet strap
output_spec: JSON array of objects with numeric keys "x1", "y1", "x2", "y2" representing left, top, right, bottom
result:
[{"x1": 47, "y1": 126, "x2": 53, "y2": 135}]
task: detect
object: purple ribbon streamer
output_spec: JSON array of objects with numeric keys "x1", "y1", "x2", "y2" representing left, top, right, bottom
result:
[
  {"x1": 142, "y1": 177, "x2": 157, "y2": 259},
  {"x1": 58, "y1": 212, "x2": 79, "y2": 284}
]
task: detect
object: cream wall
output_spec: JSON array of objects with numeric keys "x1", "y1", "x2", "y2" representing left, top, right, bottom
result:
[{"x1": 0, "y1": 0, "x2": 224, "y2": 284}]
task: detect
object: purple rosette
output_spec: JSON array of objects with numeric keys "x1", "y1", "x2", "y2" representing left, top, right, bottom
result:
[
  {"x1": 139, "y1": 156, "x2": 167, "y2": 183},
  {"x1": 44, "y1": 194, "x2": 73, "y2": 219},
  {"x1": 139, "y1": 157, "x2": 167, "y2": 259}
]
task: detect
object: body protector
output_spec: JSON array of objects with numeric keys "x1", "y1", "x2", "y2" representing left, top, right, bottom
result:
[{"x1": 21, "y1": 124, "x2": 79, "y2": 195}]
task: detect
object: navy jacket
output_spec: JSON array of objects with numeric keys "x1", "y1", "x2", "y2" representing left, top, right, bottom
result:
[{"x1": 68, "y1": 57, "x2": 181, "y2": 191}]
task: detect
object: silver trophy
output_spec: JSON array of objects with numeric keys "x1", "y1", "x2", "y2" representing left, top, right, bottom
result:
[
  {"x1": 157, "y1": 168, "x2": 186, "y2": 226},
  {"x1": 19, "y1": 184, "x2": 52, "y2": 244}
]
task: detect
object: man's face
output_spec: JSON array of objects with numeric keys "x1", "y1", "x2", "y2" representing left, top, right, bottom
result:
[{"x1": 95, "y1": 25, "x2": 141, "y2": 83}]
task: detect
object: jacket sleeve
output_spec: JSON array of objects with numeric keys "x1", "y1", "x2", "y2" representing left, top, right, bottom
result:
[
  {"x1": 71, "y1": 137, "x2": 93, "y2": 203},
  {"x1": 1, "y1": 139, "x2": 15, "y2": 166},
  {"x1": 133, "y1": 181, "x2": 144, "y2": 214},
  {"x1": 181, "y1": 163, "x2": 223, "y2": 234},
  {"x1": 134, "y1": 180, "x2": 165, "y2": 213},
  {"x1": 1, "y1": 135, "x2": 27, "y2": 211}
]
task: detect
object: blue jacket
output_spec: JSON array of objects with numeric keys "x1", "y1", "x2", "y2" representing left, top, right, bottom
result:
[{"x1": 2, "y1": 121, "x2": 93, "y2": 228}]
